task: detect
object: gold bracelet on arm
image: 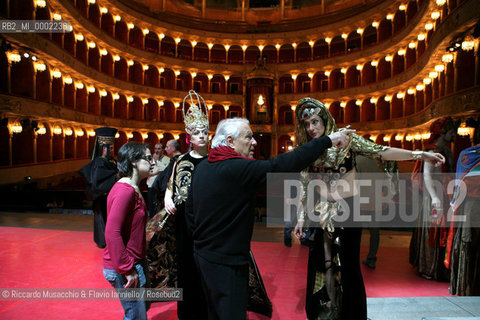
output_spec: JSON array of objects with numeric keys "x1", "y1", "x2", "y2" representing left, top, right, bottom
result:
[{"x1": 412, "y1": 150, "x2": 424, "y2": 160}]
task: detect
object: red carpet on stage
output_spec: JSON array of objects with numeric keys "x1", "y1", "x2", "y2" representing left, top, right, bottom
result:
[{"x1": 0, "y1": 227, "x2": 449, "y2": 320}]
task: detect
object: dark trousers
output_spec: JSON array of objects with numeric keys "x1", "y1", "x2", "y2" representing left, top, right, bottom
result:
[
  {"x1": 194, "y1": 253, "x2": 249, "y2": 320},
  {"x1": 175, "y1": 210, "x2": 208, "y2": 320},
  {"x1": 340, "y1": 227, "x2": 367, "y2": 320}
]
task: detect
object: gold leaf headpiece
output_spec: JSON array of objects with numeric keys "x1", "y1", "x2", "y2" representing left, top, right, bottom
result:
[{"x1": 182, "y1": 90, "x2": 209, "y2": 135}]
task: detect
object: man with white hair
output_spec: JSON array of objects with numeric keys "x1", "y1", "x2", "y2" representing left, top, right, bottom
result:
[{"x1": 186, "y1": 118, "x2": 353, "y2": 320}]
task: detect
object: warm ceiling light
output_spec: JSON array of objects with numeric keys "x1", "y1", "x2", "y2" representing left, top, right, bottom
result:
[
  {"x1": 309, "y1": 40, "x2": 314, "y2": 46},
  {"x1": 11, "y1": 123, "x2": 22, "y2": 134},
  {"x1": 405, "y1": 135, "x2": 413, "y2": 141},
  {"x1": 65, "y1": 129, "x2": 73, "y2": 136},
  {"x1": 395, "y1": 135, "x2": 404, "y2": 141},
  {"x1": 418, "y1": 34, "x2": 426, "y2": 41},
  {"x1": 64, "y1": 77, "x2": 73, "y2": 84},
  {"x1": 158, "y1": 100, "x2": 164, "y2": 106},
  {"x1": 407, "y1": 88, "x2": 415, "y2": 94},
  {"x1": 242, "y1": 45, "x2": 248, "y2": 51},
  {"x1": 275, "y1": 43, "x2": 281, "y2": 49},
  {"x1": 127, "y1": 97, "x2": 134, "y2": 102},
  {"x1": 100, "y1": 7, "x2": 108, "y2": 14},
  {"x1": 157, "y1": 133, "x2": 164, "y2": 139},
  {"x1": 396, "y1": 92, "x2": 405, "y2": 99},
  {"x1": 88, "y1": 42, "x2": 96, "y2": 48},
  {"x1": 371, "y1": 60, "x2": 378, "y2": 66},
  {"x1": 436, "y1": 0, "x2": 446, "y2": 5},
  {"x1": 384, "y1": 95, "x2": 392, "y2": 102},
  {"x1": 112, "y1": 93, "x2": 120, "y2": 100},
  {"x1": 53, "y1": 13, "x2": 62, "y2": 20},
  {"x1": 141, "y1": 133, "x2": 148, "y2": 140},
  {"x1": 128, "y1": 60, "x2": 134, "y2": 66},
  {"x1": 414, "y1": 134, "x2": 422, "y2": 141},
  {"x1": 224, "y1": 44, "x2": 230, "y2": 51},
  {"x1": 429, "y1": 72, "x2": 438, "y2": 78},
  {"x1": 257, "y1": 95, "x2": 265, "y2": 106},
  {"x1": 258, "y1": 45, "x2": 264, "y2": 51},
  {"x1": 385, "y1": 55, "x2": 393, "y2": 62},
  {"x1": 175, "y1": 38, "x2": 181, "y2": 43},
  {"x1": 340, "y1": 102, "x2": 346, "y2": 108},
  {"x1": 422, "y1": 133, "x2": 431, "y2": 139},
  {"x1": 355, "y1": 100, "x2": 361, "y2": 106},
  {"x1": 341, "y1": 33, "x2": 347, "y2": 39},
  {"x1": 370, "y1": 98, "x2": 378, "y2": 103},
  {"x1": 88, "y1": 0, "x2": 95, "y2": 3},
  {"x1": 308, "y1": 73, "x2": 314, "y2": 79},
  {"x1": 431, "y1": 12, "x2": 440, "y2": 19},
  {"x1": 34, "y1": 62, "x2": 46, "y2": 72},
  {"x1": 425, "y1": 23, "x2": 434, "y2": 31},
  {"x1": 207, "y1": 43, "x2": 214, "y2": 49},
  {"x1": 408, "y1": 42, "x2": 416, "y2": 49},
  {"x1": 356, "y1": 65, "x2": 363, "y2": 70},
  {"x1": 143, "y1": 29, "x2": 149, "y2": 35},
  {"x1": 76, "y1": 130, "x2": 84, "y2": 137},
  {"x1": 423, "y1": 78, "x2": 432, "y2": 84},
  {"x1": 159, "y1": 33, "x2": 165, "y2": 39},
  {"x1": 442, "y1": 54, "x2": 453, "y2": 63},
  {"x1": 324, "y1": 71, "x2": 331, "y2": 76},
  {"x1": 372, "y1": 21, "x2": 379, "y2": 28},
  {"x1": 75, "y1": 34, "x2": 84, "y2": 41},
  {"x1": 291, "y1": 74, "x2": 297, "y2": 80},
  {"x1": 174, "y1": 70, "x2": 181, "y2": 76},
  {"x1": 75, "y1": 83, "x2": 84, "y2": 89},
  {"x1": 399, "y1": 4, "x2": 406, "y2": 10},
  {"x1": 357, "y1": 28, "x2": 364, "y2": 34},
  {"x1": 290, "y1": 105, "x2": 296, "y2": 111},
  {"x1": 114, "y1": 15, "x2": 121, "y2": 21},
  {"x1": 191, "y1": 72, "x2": 197, "y2": 78},
  {"x1": 416, "y1": 84, "x2": 424, "y2": 91},
  {"x1": 383, "y1": 136, "x2": 391, "y2": 142},
  {"x1": 158, "y1": 67, "x2": 164, "y2": 73},
  {"x1": 100, "y1": 90, "x2": 107, "y2": 97},
  {"x1": 340, "y1": 68, "x2": 347, "y2": 73},
  {"x1": 35, "y1": 0, "x2": 46, "y2": 7},
  {"x1": 174, "y1": 102, "x2": 181, "y2": 108},
  {"x1": 191, "y1": 40, "x2": 197, "y2": 47},
  {"x1": 207, "y1": 74, "x2": 213, "y2": 80},
  {"x1": 100, "y1": 49, "x2": 108, "y2": 55},
  {"x1": 224, "y1": 75, "x2": 230, "y2": 81},
  {"x1": 142, "y1": 98, "x2": 149, "y2": 104},
  {"x1": 462, "y1": 39, "x2": 475, "y2": 51},
  {"x1": 398, "y1": 49, "x2": 406, "y2": 55},
  {"x1": 435, "y1": 65, "x2": 445, "y2": 72},
  {"x1": 127, "y1": 133, "x2": 133, "y2": 139},
  {"x1": 52, "y1": 70, "x2": 62, "y2": 79},
  {"x1": 53, "y1": 127, "x2": 63, "y2": 135},
  {"x1": 128, "y1": 23, "x2": 135, "y2": 29},
  {"x1": 325, "y1": 37, "x2": 332, "y2": 43},
  {"x1": 115, "y1": 133, "x2": 120, "y2": 139},
  {"x1": 113, "y1": 55, "x2": 120, "y2": 61},
  {"x1": 386, "y1": 14, "x2": 394, "y2": 20},
  {"x1": 292, "y1": 42, "x2": 297, "y2": 48},
  {"x1": 87, "y1": 86, "x2": 95, "y2": 93},
  {"x1": 143, "y1": 65, "x2": 149, "y2": 71}
]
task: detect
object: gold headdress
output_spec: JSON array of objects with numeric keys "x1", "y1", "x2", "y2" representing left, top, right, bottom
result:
[{"x1": 182, "y1": 90, "x2": 209, "y2": 135}]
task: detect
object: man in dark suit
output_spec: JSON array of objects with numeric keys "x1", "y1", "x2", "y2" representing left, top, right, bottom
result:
[{"x1": 186, "y1": 118, "x2": 353, "y2": 319}]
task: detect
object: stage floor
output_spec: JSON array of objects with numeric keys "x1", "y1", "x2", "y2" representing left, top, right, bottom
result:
[{"x1": 0, "y1": 211, "x2": 479, "y2": 320}]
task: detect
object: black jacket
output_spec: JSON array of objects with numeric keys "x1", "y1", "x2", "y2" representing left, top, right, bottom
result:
[{"x1": 187, "y1": 136, "x2": 333, "y2": 266}]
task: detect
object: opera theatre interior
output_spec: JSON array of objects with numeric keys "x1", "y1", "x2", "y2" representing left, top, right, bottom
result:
[{"x1": 1, "y1": 0, "x2": 480, "y2": 319}]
